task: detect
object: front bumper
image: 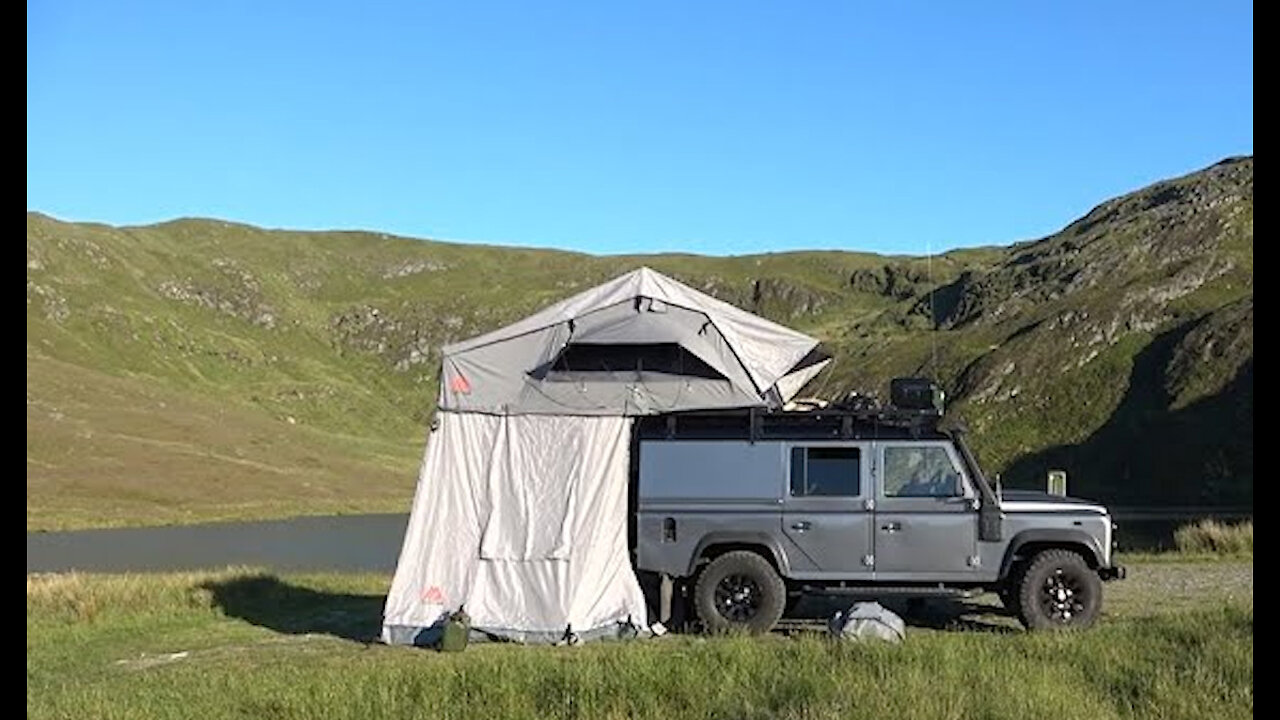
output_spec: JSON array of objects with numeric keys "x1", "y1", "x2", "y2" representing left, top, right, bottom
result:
[{"x1": 1099, "y1": 565, "x2": 1127, "y2": 581}]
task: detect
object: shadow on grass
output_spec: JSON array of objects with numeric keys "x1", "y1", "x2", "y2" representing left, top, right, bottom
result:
[
  {"x1": 783, "y1": 594, "x2": 1019, "y2": 634},
  {"x1": 202, "y1": 574, "x2": 386, "y2": 644},
  {"x1": 894, "y1": 597, "x2": 1020, "y2": 633},
  {"x1": 203, "y1": 575, "x2": 1022, "y2": 645}
]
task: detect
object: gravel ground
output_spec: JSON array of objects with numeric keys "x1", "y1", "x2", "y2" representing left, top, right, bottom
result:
[{"x1": 1105, "y1": 559, "x2": 1253, "y2": 618}]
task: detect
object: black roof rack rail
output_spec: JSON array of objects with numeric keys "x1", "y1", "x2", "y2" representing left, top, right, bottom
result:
[{"x1": 639, "y1": 404, "x2": 944, "y2": 442}]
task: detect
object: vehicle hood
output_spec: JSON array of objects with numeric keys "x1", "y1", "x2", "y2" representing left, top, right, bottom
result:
[{"x1": 998, "y1": 490, "x2": 1109, "y2": 514}]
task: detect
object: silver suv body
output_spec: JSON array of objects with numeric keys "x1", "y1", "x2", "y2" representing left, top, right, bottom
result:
[{"x1": 632, "y1": 404, "x2": 1126, "y2": 632}]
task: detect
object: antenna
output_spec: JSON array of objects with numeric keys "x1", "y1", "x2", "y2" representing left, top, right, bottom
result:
[{"x1": 927, "y1": 239, "x2": 938, "y2": 379}]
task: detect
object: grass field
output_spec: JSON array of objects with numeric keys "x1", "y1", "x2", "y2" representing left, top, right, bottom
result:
[
  {"x1": 26, "y1": 350, "x2": 421, "y2": 532},
  {"x1": 26, "y1": 558, "x2": 1252, "y2": 720}
]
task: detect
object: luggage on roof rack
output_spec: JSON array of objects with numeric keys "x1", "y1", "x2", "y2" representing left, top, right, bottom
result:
[{"x1": 890, "y1": 377, "x2": 945, "y2": 413}]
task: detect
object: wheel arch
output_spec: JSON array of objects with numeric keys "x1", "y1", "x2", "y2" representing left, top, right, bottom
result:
[
  {"x1": 688, "y1": 533, "x2": 790, "y2": 578},
  {"x1": 999, "y1": 529, "x2": 1104, "y2": 580}
]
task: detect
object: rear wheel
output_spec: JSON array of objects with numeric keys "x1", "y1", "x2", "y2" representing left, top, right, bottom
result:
[
  {"x1": 1016, "y1": 549, "x2": 1102, "y2": 630},
  {"x1": 693, "y1": 551, "x2": 786, "y2": 633}
]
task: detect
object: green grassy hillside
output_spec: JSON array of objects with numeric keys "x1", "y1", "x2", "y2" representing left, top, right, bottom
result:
[{"x1": 26, "y1": 157, "x2": 1252, "y2": 529}]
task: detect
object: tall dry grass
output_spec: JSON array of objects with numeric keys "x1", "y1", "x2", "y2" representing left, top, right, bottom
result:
[{"x1": 1174, "y1": 519, "x2": 1253, "y2": 555}]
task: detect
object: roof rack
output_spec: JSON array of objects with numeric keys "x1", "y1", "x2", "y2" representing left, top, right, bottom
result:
[
  {"x1": 640, "y1": 378, "x2": 946, "y2": 442},
  {"x1": 642, "y1": 405, "x2": 943, "y2": 443}
]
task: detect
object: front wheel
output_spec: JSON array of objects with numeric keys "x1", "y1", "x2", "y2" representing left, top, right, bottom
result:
[
  {"x1": 1016, "y1": 549, "x2": 1102, "y2": 630},
  {"x1": 693, "y1": 551, "x2": 786, "y2": 634}
]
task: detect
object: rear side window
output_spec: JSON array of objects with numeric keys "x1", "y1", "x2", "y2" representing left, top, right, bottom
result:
[{"x1": 790, "y1": 447, "x2": 860, "y2": 497}]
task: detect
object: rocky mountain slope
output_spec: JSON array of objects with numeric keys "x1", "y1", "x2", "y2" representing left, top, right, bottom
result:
[{"x1": 26, "y1": 157, "x2": 1252, "y2": 529}]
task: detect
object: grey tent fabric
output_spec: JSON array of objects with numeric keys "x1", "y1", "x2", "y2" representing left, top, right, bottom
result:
[
  {"x1": 382, "y1": 412, "x2": 645, "y2": 645},
  {"x1": 382, "y1": 268, "x2": 826, "y2": 646},
  {"x1": 774, "y1": 356, "x2": 834, "y2": 403},
  {"x1": 438, "y1": 267, "x2": 822, "y2": 416}
]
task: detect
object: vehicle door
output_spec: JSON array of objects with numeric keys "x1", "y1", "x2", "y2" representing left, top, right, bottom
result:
[
  {"x1": 780, "y1": 443, "x2": 874, "y2": 579},
  {"x1": 872, "y1": 441, "x2": 980, "y2": 581}
]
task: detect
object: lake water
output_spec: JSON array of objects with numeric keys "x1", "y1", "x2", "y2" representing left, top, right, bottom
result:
[
  {"x1": 27, "y1": 510, "x2": 1249, "y2": 574},
  {"x1": 26, "y1": 514, "x2": 410, "y2": 574}
]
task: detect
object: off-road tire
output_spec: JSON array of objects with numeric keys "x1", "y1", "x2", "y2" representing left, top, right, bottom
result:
[
  {"x1": 693, "y1": 551, "x2": 786, "y2": 633},
  {"x1": 1016, "y1": 549, "x2": 1102, "y2": 630}
]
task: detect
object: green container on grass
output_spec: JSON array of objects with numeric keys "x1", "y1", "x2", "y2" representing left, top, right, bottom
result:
[{"x1": 439, "y1": 606, "x2": 470, "y2": 652}]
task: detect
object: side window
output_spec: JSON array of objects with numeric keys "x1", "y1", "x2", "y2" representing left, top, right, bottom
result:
[
  {"x1": 883, "y1": 446, "x2": 962, "y2": 498},
  {"x1": 790, "y1": 447, "x2": 860, "y2": 497}
]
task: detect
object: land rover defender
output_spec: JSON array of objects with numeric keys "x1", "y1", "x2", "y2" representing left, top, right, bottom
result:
[{"x1": 632, "y1": 379, "x2": 1126, "y2": 632}]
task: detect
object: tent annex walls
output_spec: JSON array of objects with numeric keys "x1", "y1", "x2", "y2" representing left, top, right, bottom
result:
[{"x1": 382, "y1": 267, "x2": 828, "y2": 644}]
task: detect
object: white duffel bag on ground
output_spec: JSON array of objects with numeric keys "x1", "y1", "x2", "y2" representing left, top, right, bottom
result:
[{"x1": 827, "y1": 601, "x2": 906, "y2": 643}]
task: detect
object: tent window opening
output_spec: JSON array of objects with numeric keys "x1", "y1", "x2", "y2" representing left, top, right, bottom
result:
[{"x1": 532, "y1": 343, "x2": 726, "y2": 381}]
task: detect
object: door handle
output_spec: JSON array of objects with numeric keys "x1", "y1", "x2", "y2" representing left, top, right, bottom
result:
[
  {"x1": 790, "y1": 521, "x2": 812, "y2": 532},
  {"x1": 880, "y1": 521, "x2": 902, "y2": 533}
]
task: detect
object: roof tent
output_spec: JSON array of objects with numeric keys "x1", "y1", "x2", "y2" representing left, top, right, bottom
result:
[{"x1": 381, "y1": 267, "x2": 829, "y2": 645}]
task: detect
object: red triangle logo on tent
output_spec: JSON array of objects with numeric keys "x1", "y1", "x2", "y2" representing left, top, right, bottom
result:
[{"x1": 449, "y1": 372, "x2": 472, "y2": 394}]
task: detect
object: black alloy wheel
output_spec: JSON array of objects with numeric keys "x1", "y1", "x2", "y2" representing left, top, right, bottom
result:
[
  {"x1": 1016, "y1": 549, "x2": 1102, "y2": 630},
  {"x1": 693, "y1": 550, "x2": 787, "y2": 633}
]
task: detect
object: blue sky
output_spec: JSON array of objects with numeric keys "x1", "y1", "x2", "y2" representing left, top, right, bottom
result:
[{"x1": 27, "y1": 1, "x2": 1252, "y2": 256}]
